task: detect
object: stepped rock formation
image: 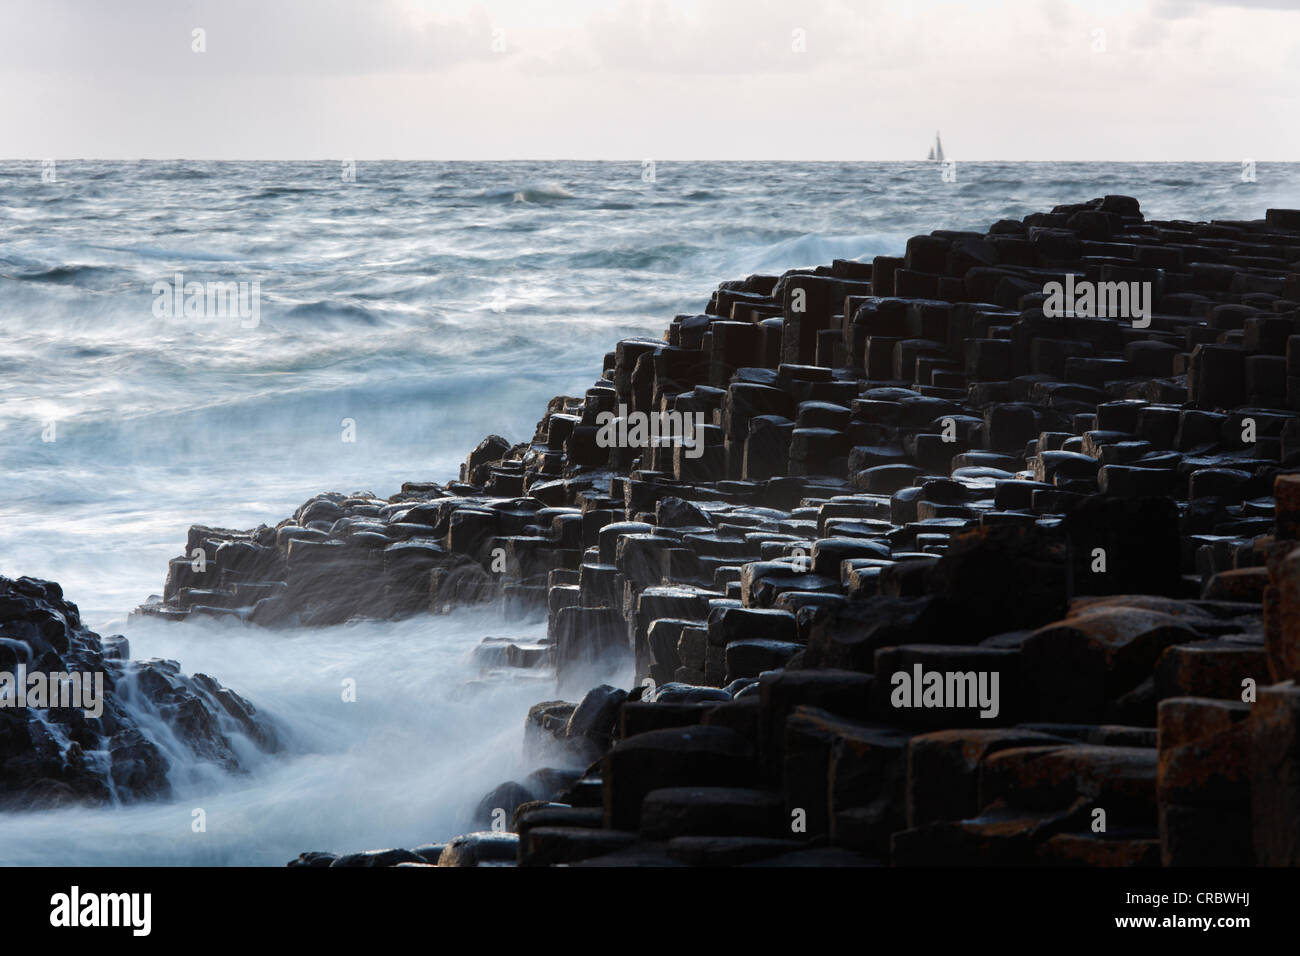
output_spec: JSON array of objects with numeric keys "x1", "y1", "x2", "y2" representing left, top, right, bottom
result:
[{"x1": 133, "y1": 196, "x2": 1300, "y2": 866}]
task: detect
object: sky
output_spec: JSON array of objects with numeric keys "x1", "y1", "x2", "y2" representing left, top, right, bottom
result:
[{"x1": 1, "y1": 0, "x2": 1297, "y2": 160}]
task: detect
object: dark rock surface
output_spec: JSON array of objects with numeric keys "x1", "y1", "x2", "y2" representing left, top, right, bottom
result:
[{"x1": 140, "y1": 196, "x2": 1300, "y2": 866}]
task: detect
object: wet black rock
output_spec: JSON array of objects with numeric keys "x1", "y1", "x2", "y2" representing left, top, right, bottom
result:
[
  {"x1": 436, "y1": 831, "x2": 520, "y2": 867},
  {"x1": 330, "y1": 848, "x2": 425, "y2": 867}
]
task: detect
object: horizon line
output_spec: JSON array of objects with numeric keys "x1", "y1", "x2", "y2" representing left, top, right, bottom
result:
[{"x1": 5, "y1": 157, "x2": 1299, "y2": 164}]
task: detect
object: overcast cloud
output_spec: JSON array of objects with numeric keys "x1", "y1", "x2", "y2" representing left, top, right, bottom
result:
[{"x1": 1, "y1": 0, "x2": 1295, "y2": 159}]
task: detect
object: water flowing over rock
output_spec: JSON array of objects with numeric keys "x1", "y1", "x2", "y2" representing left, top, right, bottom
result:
[{"x1": 0, "y1": 575, "x2": 280, "y2": 808}]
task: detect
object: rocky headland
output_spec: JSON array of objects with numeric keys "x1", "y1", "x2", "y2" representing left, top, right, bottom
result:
[{"x1": 119, "y1": 196, "x2": 1300, "y2": 866}]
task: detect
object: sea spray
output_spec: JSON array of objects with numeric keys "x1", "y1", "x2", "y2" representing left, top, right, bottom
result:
[{"x1": 0, "y1": 606, "x2": 552, "y2": 865}]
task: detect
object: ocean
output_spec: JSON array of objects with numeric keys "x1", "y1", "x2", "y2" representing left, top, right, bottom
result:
[{"x1": 1, "y1": 159, "x2": 1296, "y2": 864}]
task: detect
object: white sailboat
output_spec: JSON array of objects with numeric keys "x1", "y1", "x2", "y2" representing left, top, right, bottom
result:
[{"x1": 927, "y1": 131, "x2": 945, "y2": 162}]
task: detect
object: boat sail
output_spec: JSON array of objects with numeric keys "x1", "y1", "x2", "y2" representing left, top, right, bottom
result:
[{"x1": 934, "y1": 131, "x2": 945, "y2": 163}]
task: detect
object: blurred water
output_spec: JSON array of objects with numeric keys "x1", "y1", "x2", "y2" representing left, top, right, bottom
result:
[{"x1": 0, "y1": 607, "x2": 565, "y2": 866}]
